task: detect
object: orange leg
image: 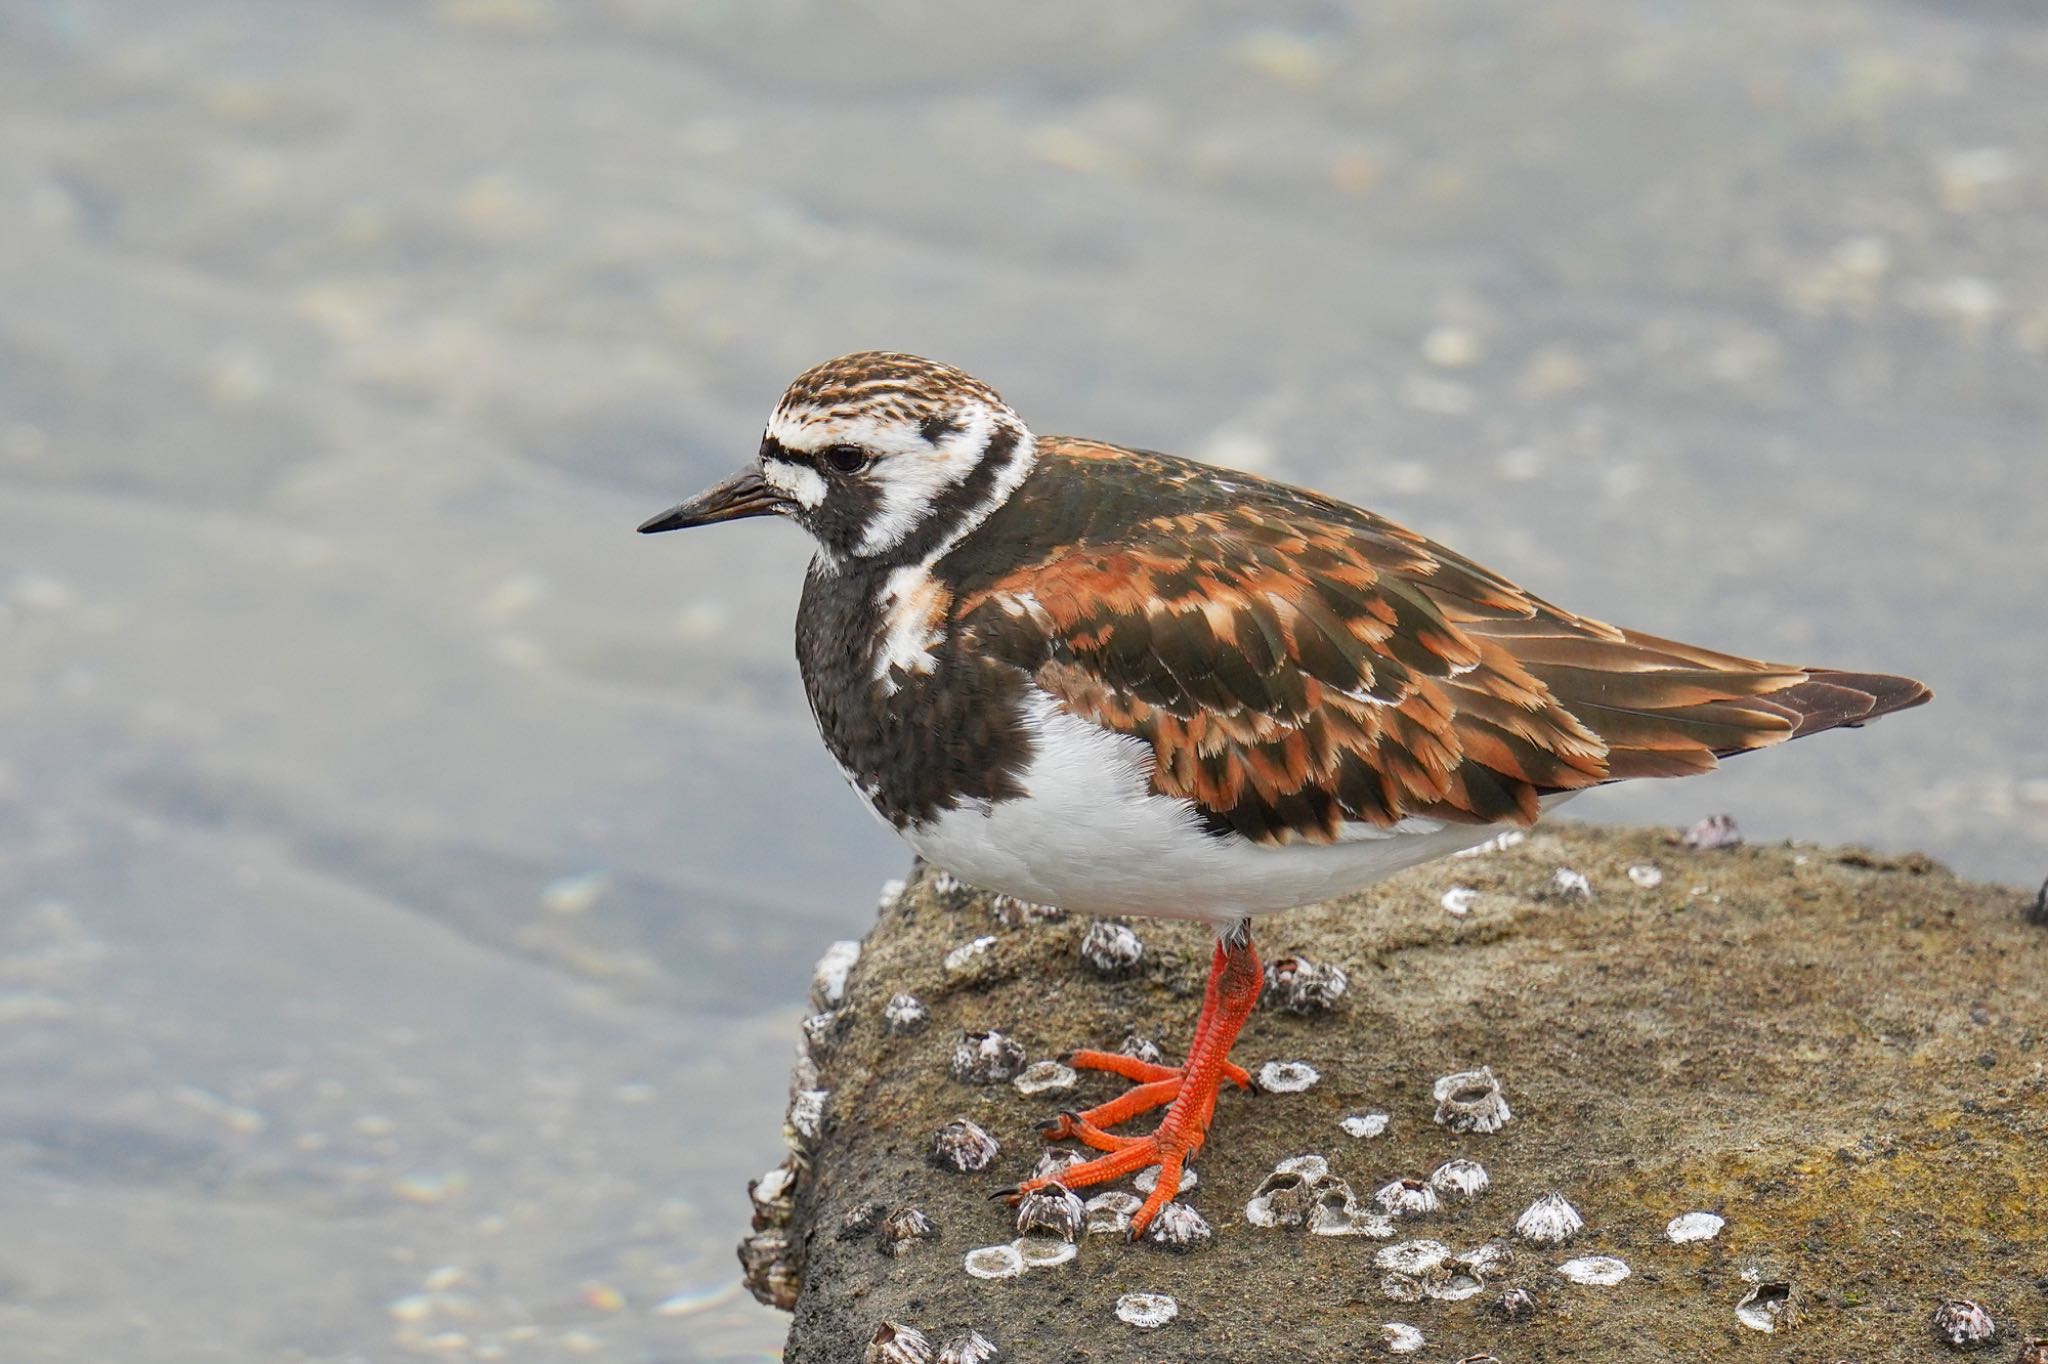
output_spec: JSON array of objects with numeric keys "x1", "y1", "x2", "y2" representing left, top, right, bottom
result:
[{"x1": 1009, "y1": 920, "x2": 1262, "y2": 1238}]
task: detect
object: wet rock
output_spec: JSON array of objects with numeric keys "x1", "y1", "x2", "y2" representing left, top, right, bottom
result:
[{"x1": 768, "y1": 831, "x2": 2045, "y2": 1361}]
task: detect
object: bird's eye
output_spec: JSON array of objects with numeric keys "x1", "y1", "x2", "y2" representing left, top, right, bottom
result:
[{"x1": 823, "y1": 444, "x2": 868, "y2": 474}]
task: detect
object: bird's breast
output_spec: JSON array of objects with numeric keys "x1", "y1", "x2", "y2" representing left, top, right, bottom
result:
[{"x1": 795, "y1": 558, "x2": 1034, "y2": 830}]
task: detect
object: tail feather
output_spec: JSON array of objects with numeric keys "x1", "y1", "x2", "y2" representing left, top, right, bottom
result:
[{"x1": 1755, "y1": 669, "x2": 1934, "y2": 744}]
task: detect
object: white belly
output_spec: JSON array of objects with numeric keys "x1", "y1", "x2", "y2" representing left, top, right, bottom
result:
[{"x1": 902, "y1": 690, "x2": 1553, "y2": 923}]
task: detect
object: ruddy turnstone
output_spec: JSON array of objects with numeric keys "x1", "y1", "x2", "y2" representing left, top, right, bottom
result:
[{"x1": 639, "y1": 351, "x2": 1931, "y2": 1236}]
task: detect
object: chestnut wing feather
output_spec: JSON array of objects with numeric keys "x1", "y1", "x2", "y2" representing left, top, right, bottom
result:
[{"x1": 957, "y1": 494, "x2": 1919, "y2": 846}]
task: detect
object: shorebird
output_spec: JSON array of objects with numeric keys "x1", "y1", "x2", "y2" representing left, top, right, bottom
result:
[{"x1": 639, "y1": 351, "x2": 1931, "y2": 1236}]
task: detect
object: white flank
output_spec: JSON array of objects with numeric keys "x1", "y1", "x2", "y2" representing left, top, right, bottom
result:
[{"x1": 905, "y1": 689, "x2": 1558, "y2": 923}]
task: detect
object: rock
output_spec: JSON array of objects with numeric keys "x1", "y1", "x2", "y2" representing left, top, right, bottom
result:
[{"x1": 759, "y1": 826, "x2": 2045, "y2": 1361}]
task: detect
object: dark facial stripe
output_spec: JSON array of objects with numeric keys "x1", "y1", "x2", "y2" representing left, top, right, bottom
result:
[{"x1": 887, "y1": 422, "x2": 1024, "y2": 566}]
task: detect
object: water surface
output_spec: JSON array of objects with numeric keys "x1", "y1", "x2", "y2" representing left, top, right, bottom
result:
[{"x1": 1, "y1": 2, "x2": 2043, "y2": 1359}]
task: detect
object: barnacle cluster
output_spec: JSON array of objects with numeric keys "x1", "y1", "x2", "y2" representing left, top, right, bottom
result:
[{"x1": 741, "y1": 937, "x2": 867, "y2": 1308}]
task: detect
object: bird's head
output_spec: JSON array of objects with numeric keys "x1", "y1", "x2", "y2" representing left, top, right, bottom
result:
[{"x1": 640, "y1": 352, "x2": 1036, "y2": 567}]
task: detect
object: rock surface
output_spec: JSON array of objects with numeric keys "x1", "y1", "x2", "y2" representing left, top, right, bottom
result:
[{"x1": 756, "y1": 824, "x2": 2045, "y2": 1362}]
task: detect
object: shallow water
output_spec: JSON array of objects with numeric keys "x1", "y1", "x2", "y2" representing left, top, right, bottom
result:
[{"x1": 0, "y1": 1, "x2": 2042, "y2": 1359}]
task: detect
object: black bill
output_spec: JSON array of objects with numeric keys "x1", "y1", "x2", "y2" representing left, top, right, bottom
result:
[{"x1": 637, "y1": 468, "x2": 785, "y2": 533}]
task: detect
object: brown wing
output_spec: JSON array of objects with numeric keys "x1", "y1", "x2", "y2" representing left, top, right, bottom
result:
[{"x1": 957, "y1": 498, "x2": 1929, "y2": 846}]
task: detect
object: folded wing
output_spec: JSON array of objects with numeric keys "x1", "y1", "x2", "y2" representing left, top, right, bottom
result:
[{"x1": 958, "y1": 497, "x2": 1928, "y2": 846}]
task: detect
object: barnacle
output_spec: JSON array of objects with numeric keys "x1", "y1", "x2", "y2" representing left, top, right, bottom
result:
[
  {"x1": 950, "y1": 1030, "x2": 1026, "y2": 1085},
  {"x1": 1144, "y1": 1201, "x2": 1213, "y2": 1252},
  {"x1": 1079, "y1": 919, "x2": 1144, "y2": 974},
  {"x1": 1258, "y1": 1060, "x2": 1320, "y2": 1092},
  {"x1": 1666, "y1": 1210, "x2": 1724, "y2": 1243},
  {"x1": 1513, "y1": 1191, "x2": 1584, "y2": 1246},
  {"x1": 1115, "y1": 1292, "x2": 1178, "y2": 1329},
  {"x1": 1373, "y1": 1178, "x2": 1441, "y2": 1218},
  {"x1": 1013, "y1": 1183, "x2": 1085, "y2": 1242},
  {"x1": 883, "y1": 992, "x2": 930, "y2": 1034},
  {"x1": 1933, "y1": 1298, "x2": 1997, "y2": 1346},
  {"x1": 877, "y1": 1206, "x2": 937, "y2": 1257},
  {"x1": 930, "y1": 1118, "x2": 1000, "y2": 1173},
  {"x1": 1734, "y1": 1281, "x2": 1800, "y2": 1334},
  {"x1": 1264, "y1": 953, "x2": 1349, "y2": 1013},
  {"x1": 1429, "y1": 1158, "x2": 1490, "y2": 1202},
  {"x1": 1557, "y1": 1255, "x2": 1631, "y2": 1287},
  {"x1": 867, "y1": 1321, "x2": 934, "y2": 1364},
  {"x1": 1433, "y1": 1067, "x2": 1511, "y2": 1133},
  {"x1": 1012, "y1": 1059, "x2": 1077, "y2": 1096},
  {"x1": 937, "y1": 1330, "x2": 1001, "y2": 1364}
]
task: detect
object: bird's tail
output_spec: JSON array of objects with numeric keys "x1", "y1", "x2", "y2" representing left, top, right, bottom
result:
[{"x1": 1760, "y1": 668, "x2": 1934, "y2": 740}]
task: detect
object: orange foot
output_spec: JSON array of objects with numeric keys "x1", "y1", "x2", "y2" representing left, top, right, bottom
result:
[{"x1": 1006, "y1": 921, "x2": 1262, "y2": 1238}]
